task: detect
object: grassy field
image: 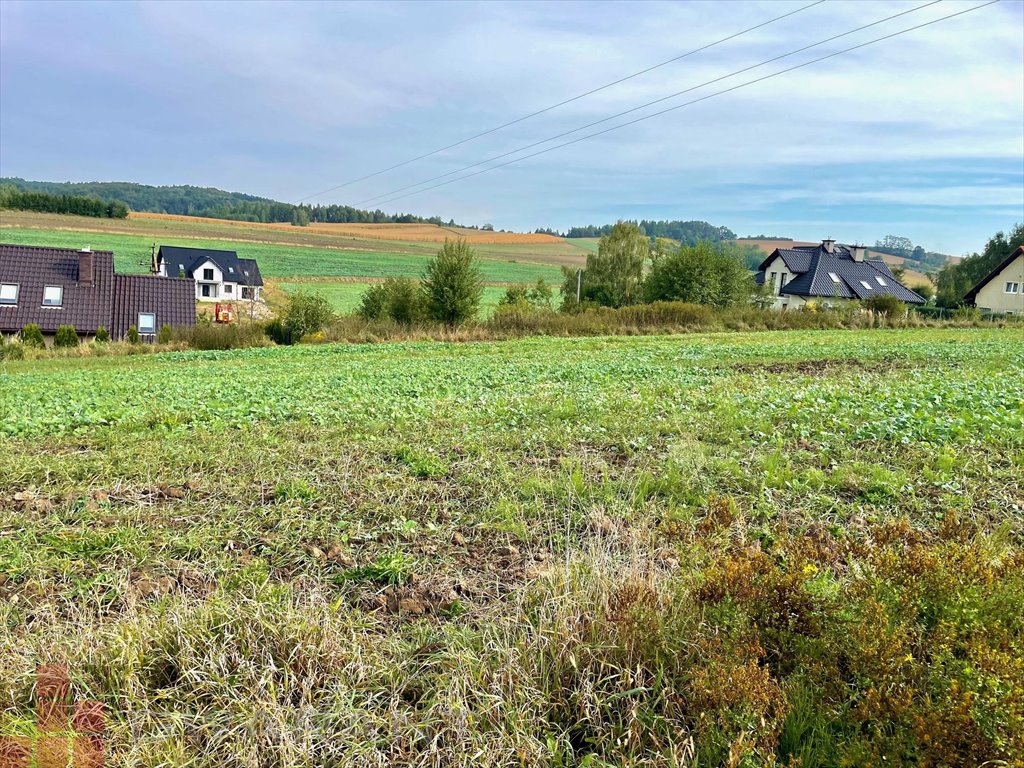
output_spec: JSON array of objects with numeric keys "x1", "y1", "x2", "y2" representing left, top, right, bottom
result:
[
  {"x1": 275, "y1": 281, "x2": 513, "y2": 316},
  {"x1": 2, "y1": 327, "x2": 1023, "y2": 766}
]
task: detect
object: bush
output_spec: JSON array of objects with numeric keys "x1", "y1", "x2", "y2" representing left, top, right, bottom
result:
[
  {"x1": 172, "y1": 321, "x2": 271, "y2": 350},
  {"x1": 264, "y1": 318, "x2": 290, "y2": 345},
  {"x1": 157, "y1": 324, "x2": 173, "y2": 344},
  {"x1": 19, "y1": 323, "x2": 45, "y2": 348},
  {"x1": 283, "y1": 291, "x2": 335, "y2": 339},
  {"x1": 127, "y1": 325, "x2": 140, "y2": 344},
  {"x1": 0, "y1": 336, "x2": 25, "y2": 360},
  {"x1": 422, "y1": 239, "x2": 484, "y2": 325},
  {"x1": 644, "y1": 241, "x2": 753, "y2": 308},
  {"x1": 358, "y1": 277, "x2": 426, "y2": 324},
  {"x1": 94, "y1": 326, "x2": 110, "y2": 342},
  {"x1": 862, "y1": 294, "x2": 905, "y2": 317},
  {"x1": 53, "y1": 325, "x2": 79, "y2": 348}
]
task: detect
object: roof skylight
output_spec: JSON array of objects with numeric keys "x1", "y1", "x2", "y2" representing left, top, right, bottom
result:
[
  {"x1": 828, "y1": 272, "x2": 840, "y2": 283},
  {"x1": 876, "y1": 277, "x2": 887, "y2": 286},
  {"x1": 859, "y1": 280, "x2": 873, "y2": 290}
]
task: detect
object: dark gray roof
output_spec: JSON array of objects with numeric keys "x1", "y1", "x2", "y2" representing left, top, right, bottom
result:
[
  {"x1": 964, "y1": 246, "x2": 1024, "y2": 304},
  {"x1": 1, "y1": 243, "x2": 196, "y2": 338},
  {"x1": 158, "y1": 245, "x2": 263, "y2": 287},
  {"x1": 758, "y1": 242, "x2": 925, "y2": 304}
]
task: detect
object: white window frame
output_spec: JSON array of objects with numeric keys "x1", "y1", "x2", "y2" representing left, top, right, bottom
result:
[
  {"x1": 1005, "y1": 282, "x2": 1019, "y2": 294},
  {"x1": 223, "y1": 283, "x2": 233, "y2": 294},
  {"x1": 859, "y1": 280, "x2": 873, "y2": 290},
  {"x1": 42, "y1": 285, "x2": 63, "y2": 306},
  {"x1": 876, "y1": 277, "x2": 888, "y2": 286},
  {"x1": 0, "y1": 283, "x2": 18, "y2": 304},
  {"x1": 138, "y1": 312, "x2": 156, "y2": 334}
]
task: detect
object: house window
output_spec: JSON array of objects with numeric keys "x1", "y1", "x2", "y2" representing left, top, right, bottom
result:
[
  {"x1": 0, "y1": 283, "x2": 18, "y2": 304},
  {"x1": 201, "y1": 284, "x2": 214, "y2": 298},
  {"x1": 876, "y1": 277, "x2": 888, "y2": 286},
  {"x1": 1005, "y1": 282, "x2": 1020, "y2": 294},
  {"x1": 859, "y1": 280, "x2": 873, "y2": 290},
  {"x1": 138, "y1": 313, "x2": 156, "y2": 334},
  {"x1": 780, "y1": 274, "x2": 788, "y2": 288},
  {"x1": 828, "y1": 272, "x2": 841, "y2": 283},
  {"x1": 241, "y1": 286, "x2": 250, "y2": 299},
  {"x1": 203, "y1": 268, "x2": 214, "y2": 281},
  {"x1": 42, "y1": 285, "x2": 63, "y2": 306},
  {"x1": 769, "y1": 272, "x2": 777, "y2": 291},
  {"x1": 224, "y1": 284, "x2": 233, "y2": 294}
]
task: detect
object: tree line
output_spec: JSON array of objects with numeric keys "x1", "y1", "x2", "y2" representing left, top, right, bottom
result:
[
  {"x1": 0, "y1": 177, "x2": 458, "y2": 227},
  {"x1": 0, "y1": 186, "x2": 129, "y2": 218},
  {"x1": 559, "y1": 219, "x2": 737, "y2": 243}
]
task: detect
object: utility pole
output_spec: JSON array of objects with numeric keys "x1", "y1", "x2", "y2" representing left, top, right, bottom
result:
[{"x1": 576, "y1": 269, "x2": 582, "y2": 303}]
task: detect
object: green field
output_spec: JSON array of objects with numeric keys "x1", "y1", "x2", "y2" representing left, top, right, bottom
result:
[
  {"x1": 0, "y1": 226, "x2": 565, "y2": 284},
  {"x1": 276, "y1": 281, "x2": 513, "y2": 316},
  {"x1": 2, "y1": 328, "x2": 1023, "y2": 766}
]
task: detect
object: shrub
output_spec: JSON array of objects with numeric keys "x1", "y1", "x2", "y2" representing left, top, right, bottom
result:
[
  {"x1": 264, "y1": 318, "x2": 290, "y2": 345},
  {"x1": 157, "y1": 324, "x2": 173, "y2": 344},
  {"x1": 0, "y1": 336, "x2": 25, "y2": 360},
  {"x1": 422, "y1": 239, "x2": 484, "y2": 325},
  {"x1": 358, "y1": 277, "x2": 426, "y2": 324},
  {"x1": 283, "y1": 291, "x2": 335, "y2": 339},
  {"x1": 127, "y1": 325, "x2": 140, "y2": 344},
  {"x1": 644, "y1": 241, "x2": 753, "y2": 308},
  {"x1": 53, "y1": 324, "x2": 79, "y2": 348},
  {"x1": 94, "y1": 326, "x2": 110, "y2": 343},
  {"x1": 862, "y1": 294, "x2": 905, "y2": 317},
  {"x1": 172, "y1": 321, "x2": 271, "y2": 350},
  {"x1": 19, "y1": 323, "x2": 45, "y2": 348}
]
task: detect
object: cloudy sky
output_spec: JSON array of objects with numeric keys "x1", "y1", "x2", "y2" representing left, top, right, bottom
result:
[{"x1": 1, "y1": 0, "x2": 1022, "y2": 253}]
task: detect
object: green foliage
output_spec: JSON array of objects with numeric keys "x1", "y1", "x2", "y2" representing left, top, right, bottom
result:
[
  {"x1": 566, "y1": 218, "x2": 736, "y2": 242},
  {"x1": 127, "y1": 325, "x2": 140, "y2": 344},
  {"x1": 94, "y1": 327, "x2": 109, "y2": 343},
  {"x1": 0, "y1": 177, "x2": 453, "y2": 226},
  {"x1": 283, "y1": 291, "x2": 336, "y2": 339},
  {"x1": 0, "y1": 187, "x2": 129, "y2": 218},
  {"x1": 157, "y1": 324, "x2": 173, "y2": 344},
  {"x1": 53, "y1": 325, "x2": 79, "y2": 348},
  {"x1": 19, "y1": 323, "x2": 44, "y2": 348},
  {"x1": 862, "y1": 294, "x2": 905, "y2": 317},
  {"x1": 937, "y1": 223, "x2": 1024, "y2": 306},
  {"x1": 563, "y1": 221, "x2": 648, "y2": 308},
  {"x1": 357, "y1": 277, "x2": 426, "y2": 324},
  {"x1": 0, "y1": 335, "x2": 25, "y2": 360},
  {"x1": 498, "y1": 279, "x2": 553, "y2": 311},
  {"x1": 422, "y1": 239, "x2": 484, "y2": 325},
  {"x1": 643, "y1": 241, "x2": 753, "y2": 308}
]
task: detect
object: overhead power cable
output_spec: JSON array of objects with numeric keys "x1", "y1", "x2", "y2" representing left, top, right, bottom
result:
[
  {"x1": 354, "y1": 0, "x2": 942, "y2": 207},
  {"x1": 296, "y1": 0, "x2": 826, "y2": 202},
  {"x1": 366, "y1": 0, "x2": 998, "y2": 209}
]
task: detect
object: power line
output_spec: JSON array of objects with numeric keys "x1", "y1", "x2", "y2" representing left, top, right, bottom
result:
[
  {"x1": 367, "y1": 0, "x2": 999, "y2": 210},
  {"x1": 295, "y1": 0, "x2": 827, "y2": 203},
  {"x1": 355, "y1": 0, "x2": 942, "y2": 207}
]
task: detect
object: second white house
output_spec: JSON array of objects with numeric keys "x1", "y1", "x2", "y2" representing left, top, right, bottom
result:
[{"x1": 155, "y1": 245, "x2": 264, "y2": 302}]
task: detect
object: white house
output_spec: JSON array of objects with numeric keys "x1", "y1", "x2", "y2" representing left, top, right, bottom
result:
[
  {"x1": 755, "y1": 239, "x2": 925, "y2": 310},
  {"x1": 155, "y1": 245, "x2": 263, "y2": 302}
]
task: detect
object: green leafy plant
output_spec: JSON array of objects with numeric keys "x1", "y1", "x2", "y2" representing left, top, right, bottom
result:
[
  {"x1": 54, "y1": 325, "x2": 79, "y2": 348},
  {"x1": 126, "y1": 325, "x2": 140, "y2": 344},
  {"x1": 19, "y1": 323, "x2": 45, "y2": 348}
]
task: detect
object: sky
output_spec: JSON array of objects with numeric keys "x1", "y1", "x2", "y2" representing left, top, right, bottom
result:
[{"x1": 1, "y1": 0, "x2": 1022, "y2": 254}]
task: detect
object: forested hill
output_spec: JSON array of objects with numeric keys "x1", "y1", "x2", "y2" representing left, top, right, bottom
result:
[
  {"x1": 0, "y1": 177, "x2": 455, "y2": 226},
  {"x1": 551, "y1": 220, "x2": 737, "y2": 243}
]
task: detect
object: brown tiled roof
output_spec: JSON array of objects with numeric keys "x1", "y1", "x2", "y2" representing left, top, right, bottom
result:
[
  {"x1": 1, "y1": 243, "x2": 196, "y2": 339},
  {"x1": 112, "y1": 274, "x2": 196, "y2": 338},
  {"x1": 0, "y1": 244, "x2": 114, "y2": 333}
]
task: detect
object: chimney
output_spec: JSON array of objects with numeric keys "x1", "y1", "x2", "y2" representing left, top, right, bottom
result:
[
  {"x1": 78, "y1": 247, "x2": 94, "y2": 286},
  {"x1": 821, "y1": 239, "x2": 836, "y2": 254},
  {"x1": 850, "y1": 244, "x2": 866, "y2": 262}
]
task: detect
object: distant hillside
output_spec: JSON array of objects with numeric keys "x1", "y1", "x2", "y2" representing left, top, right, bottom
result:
[
  {"x1": 558, "y1": 220, "x2": 737, "y2": 244},
  {"x1": 0, "y1": 177, "x2": 457, "y2": 227}
]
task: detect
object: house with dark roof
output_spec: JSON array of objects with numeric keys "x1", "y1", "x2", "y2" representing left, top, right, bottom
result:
[
  {"x1": 1, "y1": 244, "x2": 195, "y2": 341},
  {"x1": 155, "y1": 245, "x2": 263, "y2": 302},
  {"x1": 755, "y1": 239, "x2": 925, "y2": 309},
  {"x1": 964, "y1": 245, "x2": 1024, "y2": 315}
]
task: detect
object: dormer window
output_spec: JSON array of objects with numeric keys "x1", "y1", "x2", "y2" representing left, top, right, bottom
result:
[
  {"x1": 859, "y1": 280, "x2": 873, "y2": 290},
  {"x1": 42, "y1": 285, "x2": 63, "y2": 306},
  {"x1": 203, "y1": 268, "x2": 214, "y2": 281},
  {"x1": 0, "y1": 283, "x2": 18, "y2": 305}
]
